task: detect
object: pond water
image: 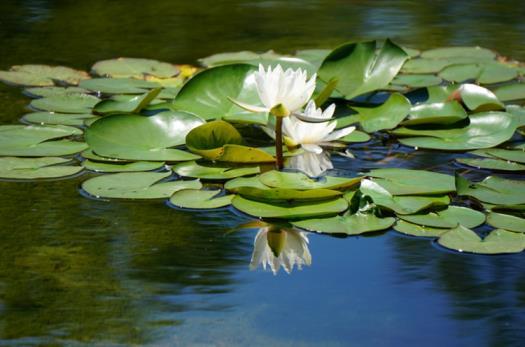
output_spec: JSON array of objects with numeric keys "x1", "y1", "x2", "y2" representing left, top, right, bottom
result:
[{"x1": 1, "y1": 1, "x2": 525, "y2": 346}]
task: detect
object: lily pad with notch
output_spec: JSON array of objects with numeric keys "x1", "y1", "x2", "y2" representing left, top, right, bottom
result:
[
  {"x1": 293, "y1": 211, "x2": 395, "y2": 235},
  {"x1": 172, "y1": 161, "x2": 260, "y2": 180},
  {"x1": 0, "y1": 157, "x2": 82, "y2": 179},
  {"x1": 169, "y1": 189, "x2": 234, "y2": 209}
]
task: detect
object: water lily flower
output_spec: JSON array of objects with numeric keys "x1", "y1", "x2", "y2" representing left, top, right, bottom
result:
[
  {"x1": 288, "y1": 150, "x2": 334, "y2": 177},
  {"x1": 294, "y1": 99, "x2": 336, "y2": 122},
  {"x1": 232, "y1": 64, "x2": 316, "y2": 117},
  {"x1": 250, "y1": 226, "x2": 312, "y2": 275}
]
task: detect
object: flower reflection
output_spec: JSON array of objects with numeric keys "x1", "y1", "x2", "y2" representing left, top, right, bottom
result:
[
  {"x1": 250, "y1": 224, "x2": 312, "y2": 275},
  {"x1": 287, "y1": 150, "x2": 333, "y2": 177}
]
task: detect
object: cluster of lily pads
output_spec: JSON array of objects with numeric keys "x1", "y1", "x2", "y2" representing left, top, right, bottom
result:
[{"x1": 1, "y1": 40, "x2": 524, "y2": 256}]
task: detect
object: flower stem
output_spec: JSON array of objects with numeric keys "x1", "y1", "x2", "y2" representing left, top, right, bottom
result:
[{"x1": 275, "y1": 116, "x2": 284, "y2": 170}]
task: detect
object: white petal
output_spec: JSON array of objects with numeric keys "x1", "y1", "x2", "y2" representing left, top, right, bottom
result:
[
  {"x1": 229, "y1": 97, "x2": 268, "y2": 113},
  {"x1": 323, "y1": 126, "x2": 355, "y2": 142},
  {"x1": 302, "y1": 143, "x2": 323, "y2": 154}
]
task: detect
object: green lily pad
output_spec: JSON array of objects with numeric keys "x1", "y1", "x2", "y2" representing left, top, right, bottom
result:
[
  {"x1": 92, "y1": 58, "x2": 179, "y2": 78},
  {"x1": 486, "y1": 212, "x2": 525, "y2": 233},
  {"x1": 339, "y1": 130, "x2": 371, "y2": 143},
  {"x1": 421, "y1": 46, "x2": 496, "y2": 60},
  {"x1": 21, "y1": 112, "x2": 99, "y2": 127},
  {"x1": 293, "y1": 212, "x2": 395, "y2": 235},
  {"x1": 232, "y1": 195, "x2": 348, "y2": 219},
  {"x1": 81, "y1": 149, "x2": 127, "y2": 162},
  {"x1": 393, "y1": 220, "x2": 449, "y2": 238},
  {"x1": 85, "y1": 111, "x2": 204, "y2": 161},
  {"x1": 349, "y1": 93, "x2": 411, "y2": 132},
  {"x1": 259, "y1": 170, "x2": 361, "y2": 191},
  {"x1": 360, "y1": 179, "x2": 450, "y2": 215},
  {"x1": 81, "y1": 171, "x2": 201, "y2": 199},
  {"x1": 224, "y1": 176, "x2": 267, "y2": 191},
  {"x1": 93, "y1": 88, "x2": 161, "y2": 114},
  {"x1": 30, "y1": 94, "x2": 101, "y2": 114},
  {"x1": 0, "y1": 125, "x2": 87, "y2": 156},
  {"x1": 399, "y1": 206, "x2": 485, "y2": 228},
  {"x1": 455, "y1": 84, "x2": 504, "y2": 112},
  {"x1": 367, "y1": 168, "x2": 456, "y2": 195},
  {"x1": 403, "y1": 101, "x2": 467, "y2": 125},
  {"x1": 169, "y1": 189, "x2": 234, "y2": 209},
  {"x1": 172, "y1": 161, "x2": 260, "y2": 180},
  {"x1": 0, "y1": 157, "x2": 82, "y2": 179},
  {"x1": 79, "y1": 78, "x2": 160, "y2": 94},
  {"x1": 437, "y1": 226, "x2": 525, "y2": 254},
  {"x1": 493, "y1": 83, "x2": 525, "y2": 102},
  {"x1": 470, "y1": 148, "x2": 525, "y2": 163},
  {"x1": 456, "y1": 157, "x2": 525, "y2": 171},
  {"x1": 318, "y1": 39, "x2": 408, "y2": 100},
  {"x1": 172, "y1": 64, "x2": 267, "y2": 124},
  {"x1": 401, "y1": 56, "x2": 494, "y2": 74},
  {"x1": 457, "y1": 175, "x2": 525, "y2": 205},
  {"x1": 185, "y1": 120, "x2": 274, "y2": 162},
  {"x1": 82, "y1": 160, "x2": 165, "y2": 173},
  {"x1": 395, "y1": 112, "x2": 517, "y2": 150},
  {"x1": 424, "y1": 85, "x2": 460, "y2": 103},
  {"x1": 391, "y1": 74, "x2": 442, "y2": 88},
  {"x1": 235, "y1": 187, "x2": 342, "y2": 202},
  {"x1": 0, "y1": 65, "x2": 90, "y2": 87},
  {"x1": 24, "y1": 86, "x2": 90, "y2": 98},
  {"x1": 439, "y1": 62, "x2": 519, "y2": 84}
]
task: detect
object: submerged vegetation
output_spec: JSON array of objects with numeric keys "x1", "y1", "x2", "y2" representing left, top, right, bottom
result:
[{"x1": 1, "y1": 39, "x2": 525, "y2": 266}]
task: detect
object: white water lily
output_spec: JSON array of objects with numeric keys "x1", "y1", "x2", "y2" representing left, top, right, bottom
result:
[
  {"x1": 233, "y1": 64, "x2": 316, "y2": 116},
  {"x1": 288, "y1": 151, "x2": 334, "y2": 177},
  {"x1": 250, "y1": 227, "x2": 312, "y2": 275},
  {"x1": 294, "y1": 99, "x2": 336, "y2": 122}
]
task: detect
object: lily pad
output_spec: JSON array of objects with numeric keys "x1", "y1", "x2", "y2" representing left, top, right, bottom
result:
[
  {"x1": 82, "y1": 160, "x2": 165, "y2": 173},
  {"x1": 259, "y1": 170, "x2": 361, "y2": 191},
  {"x1": 0, "y1": 65, "x2": 90, "y2": 87},
  {"x1": 454, "y1": 84, "x2": 504, "y2": 112},
  {"x1": 393, "y1": 220, "x2": 449, "y2": 238},
  {"x1": 438, "y1": 62, "x2": 518, "y2": 84},
  {"x1": 93, "y1": 88, "x2": 161, "y2": 114},
  {"x1": 318, "y1": 39, "x2": 408, "y2": 100},
  {"x1": 172, "y1": 161, "x2": 260, "y2": 180},
  {"x1": 493, "y1": 83, "x2": 525, "y2": 102},
  {"x1": 85, "y1": 111, "x2": 204, "y2": 161},
  {"x1": 339, "y1": 130, "x2": 371, "y2": 143},
  {"x1": 232, "y1": 195, "x2": 348, "y2": 219},
  {"x1": 235, "y1": 187, "x2": 342, "y2": 202},
  {"x1": 0, "y1": 125, "x2": 87, "y2": 156},
  {"x1": 367, "y1": 168, "x2": 456, "y2": 195},
  {"x1": 349, "y1": 93, "x2": 411, "y2": 132},
  {"x1": 92, "y1": 58, "x2": 179, "y2": 79},
  {"x1": 437, "y1": 226, "x2": 525, "y2": 254},
  {"x1": 456, "y1": 157, "x2": 525, "y2": 171},
  {"x1": 395, "y1": 112, "x2": 517, "y2": 150},
  {"x1": 486, "y1": 212, "x2": 525, "y2": 233},
  {"x1": 470, "y1": 148, "x2": 525, "y2": 163},
  {"x1": 30, "y1": 94, "x2": 100, "y2": 114},
  {"x1": 360, "y1": 179, "x2": 450, "y2": 215},
  {"x1": 21, "y1": 112, "x2": 99, "y2": 127},
  {"x1": 399, "y1": 206, "x2": 485, "y2": 229},
  {"x1": 420, "y1": 46, "x2": 496, "y2": 60},
  {"x1": 173, "y1": 64, "x2": 268, "y2": 124},
  {"x1": 391, "y1": 74, "x2": 442, "y2": 88},
  {"x1": 169, "y1": 189, "x2": 234, "y2": 209},
  {"x1": 79, "y1": 78, "x2": 160, "y2": 94},
  {"x1": 0, "y1": 157, "x2": 82, "y2": 179},
  {"x1": 401, "y1": 56, "x2": 494, "y2": 74},
  {"x1": 293, "y1": 212, "x2": 395, "y2": 235},
  {"x1": 457, "y1": 176, "x2": 525, "y2": 205},
  {"x1": 81, "y1": 171, "x2": 201, "y2": 199},
  {"x1": 403, "y1": 101, "x2": 467, "y2": 125},
  {"x1": 81, "y1": 149, "x2": 127, "y2": 162},
  {"x1": 24, "y1": 86, "x2": 90, "y2": 98}
]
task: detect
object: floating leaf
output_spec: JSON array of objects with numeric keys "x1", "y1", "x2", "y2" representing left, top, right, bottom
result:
[
  {"x1": 456, "y1": 157, "x2": 525, "y2": 171},
  {"x1": 367, "y1": 168, "x2": 456, "y2": 195},
  {"x1": 235, "y1": 186, "x2": 342, "y2": 202},
  {"x1": 24, "y1": 86, "x2": 89, "y2": 98},
  {"x1": 455, "y1": 84, "x2": 504, "y2": 112},
  {"x1": 81, "y1": 171, "x2": 201, "y2": 199},
  {"x1": 232, "y1": 195, "x2": 348, "y2": 219},
  {"x1": 79, "y1": 78, "x2": 160, "y2": 94},
  {"x1": 85, "y1": 111, "x2": 203, "y2": 161},
  {"x1": 259, "y1": 170, "x2": 361, "y2": 191},
  {"x1": 0, "y1": 65, "x2": 89, "y2": 87},
  {"x1": 93, "y1": 88, "x2": 161, "y2": 114},
  {"x1": 318, "y1": 39, "x2": 408, "y2": 99},
  {"x1": 424, "y1": 85, "x2": 460, "y2": 103},
  {"x1": 487, "y1": 212, "x2": 525, "y2": 233},
  {"x1": 403, "y1": 101, "x2": 467, "y2": 125},
  {"x1": 349, "y1": 93, "x2": 411, "y2": 132},
  {"x1": 82, "y1": 160, "x2": 165, "y2": 173},
  {"x1": 172, "y1": 161, "x2": 259, "y2": 180},
  {"x1": 0, "y1": 157, "x2": 82, "y2": 179},
  {"x1": 81, "y1": 149, "x2": 126, "y2": 162},
  {"x1": 393, "y1": 220, "x2": 449, "y2": 238},
  {"x1": 21, "y1": 112, "x2": 99, "y2": 127},
  {"x1": 401, "y1": 56, "x2": 493, "y2": 74},
  {"x1": 293, "y1": 212, "x2": 395, "y2": 235},
  {"x1": 493, "y1": 83, "x2": 525, "y2": 102},
  {"x1": 339, "y1": 130, "x2": 371, "y2": 143},
  {"x1": 438, "y1": 226, "x2": 525, "y2": 254},
  {"x1": 173, "y1": 64, "x2": 268, "y2": 124},
  {"x1": 470, "y1": 148, "x2": 525, "y2": 163},
  {"x1": 360, "y1": 179, "x2": 449, "y2": 215},
  {"x1": 30, "y1": 94, "x2": 100, "y2": 114},
  {"x1": 457, "y1": 176, "x2": 525, "y2": 205},
  {"x1": 0, "y1": 125, "x2": 87, "y2": 156},
  {"x1": 92, "y1": 58, "x2": 179, "y2": 79},
  {"x1": 391, "y1": 74, "x2": 442, "y2": 88},
  {"x1": 420, "y1": 46, "x2": 496, "y2": 60},
  {"x1": 169, "y1": 189, "x2": 234, "y2": 209},
  {"x1": 399, "y1": 206, "x2": 485, "y2": 228},
  {"x1": 395, "y1": 112, "x2": 517, "y2": 150},
  {"x1": 439, "y1": 62, "x2": 518, "y2": 84}
]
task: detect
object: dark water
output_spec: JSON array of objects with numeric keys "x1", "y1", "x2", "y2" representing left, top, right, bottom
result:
[{"x1": 1, "y1": 1, "x2": 525, "y2": 346}]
